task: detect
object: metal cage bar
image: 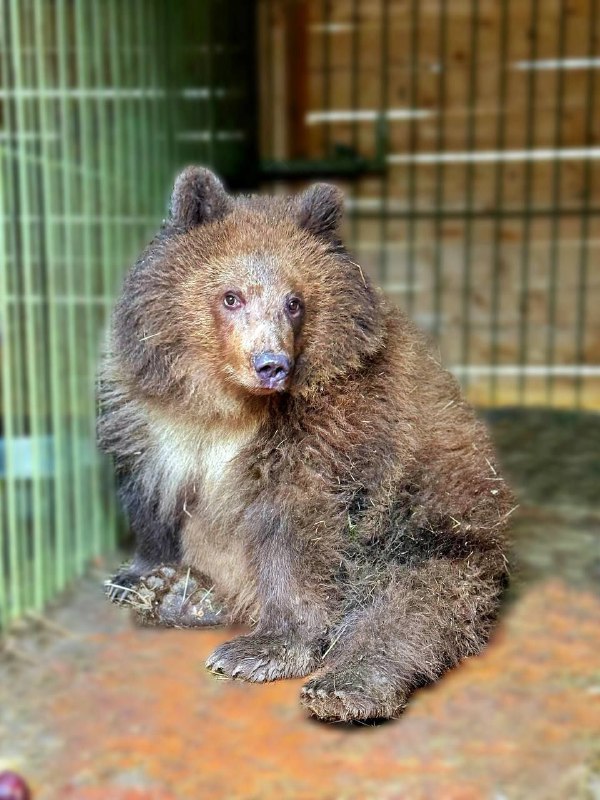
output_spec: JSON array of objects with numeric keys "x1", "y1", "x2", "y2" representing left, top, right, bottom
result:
[
  {"x1": 1, "y1": 0, "x2": 256, "y2": 631},
  {"x1": 257, "y1": 0, "x2": 600, "y2": 410}
]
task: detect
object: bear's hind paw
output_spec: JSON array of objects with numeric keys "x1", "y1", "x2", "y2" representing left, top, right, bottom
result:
[{"x1": 300, "y1": 670, "x2": 405, "y2": 723}]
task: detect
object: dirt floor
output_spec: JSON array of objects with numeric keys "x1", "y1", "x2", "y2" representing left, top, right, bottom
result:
[{"x1": 1, "y1": 410, "x2": 599, "y2": 800}]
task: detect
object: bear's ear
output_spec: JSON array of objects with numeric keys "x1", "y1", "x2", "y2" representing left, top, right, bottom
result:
[
  {"x1": 296, "y1": 183, "x2": 345, "y2": 239},
  {"x1": 169, "y1": 166, "x2": 233, "y2": 229}
]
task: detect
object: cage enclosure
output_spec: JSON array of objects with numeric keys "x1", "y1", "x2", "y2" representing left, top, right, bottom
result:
[
  {"x1": 1, "y1": 1, "x2": 599, "y2": 796},
  {"x1": 1, "y1": 0, "x2": 598, "y2": 628}
]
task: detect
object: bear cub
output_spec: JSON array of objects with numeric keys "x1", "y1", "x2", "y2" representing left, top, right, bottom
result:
[{"x1": 98, "y1": 167, "x2": 513, "y2": 722}]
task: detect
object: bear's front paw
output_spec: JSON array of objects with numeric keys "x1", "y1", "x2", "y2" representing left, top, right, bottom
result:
[
  {"x1": 105, "y1": 564, "x2": 145, "y2": 604},
  {"x1": 205, "y1": 632, "x2": 318, "y2": 682},
  {"x1": 135, "y1": 566, "x2": 228, "y2": 628},
  {"x1": 105, "y1": 565, "x2": 229, "y2": 628}
]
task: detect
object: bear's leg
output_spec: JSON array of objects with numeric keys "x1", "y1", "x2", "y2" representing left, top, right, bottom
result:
[
  {"x1": 106, "y1": 565, "x2": 229, "y2": 628},
  {"x1": 205, "y1": 510, "x2": 332, "y2": 681},
  {"x1": 301, "y1": 555, "x2": 505, "y2": 721},
  {"x1": 106, "y1": 474, "x2": 183, "y2": 602}
]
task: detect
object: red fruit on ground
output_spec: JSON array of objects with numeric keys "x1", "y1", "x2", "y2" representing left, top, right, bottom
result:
[{"x1": 0, "y1": 772, "x2": 31, "y2": 800}]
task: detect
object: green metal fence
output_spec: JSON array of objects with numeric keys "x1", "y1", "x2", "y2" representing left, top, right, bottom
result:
[
  {"x1": 2, "y1": 0, "x2": 599, "y2": 631},
  {"x1": 0, "y1": 0, "x2": 255, "y2": 631}
]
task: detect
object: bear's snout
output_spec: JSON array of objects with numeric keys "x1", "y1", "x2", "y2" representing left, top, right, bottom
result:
[{"x1": 252, "y1": 351, "x2": 293, "y2": 390}]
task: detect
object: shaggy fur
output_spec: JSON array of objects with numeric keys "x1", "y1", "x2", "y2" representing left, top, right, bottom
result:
[{"x1": 98, "y1": 167, "x2": 513, "y2": 722}]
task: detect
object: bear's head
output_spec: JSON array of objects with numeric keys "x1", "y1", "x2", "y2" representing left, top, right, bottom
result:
[{"x1": 113, "y1": 167, "x2": 386, "y2": 409}]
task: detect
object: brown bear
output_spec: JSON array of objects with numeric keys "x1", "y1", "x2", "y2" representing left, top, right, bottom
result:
[{"x1": 98, "y1": 166, "x2": 513, "y2": 722}]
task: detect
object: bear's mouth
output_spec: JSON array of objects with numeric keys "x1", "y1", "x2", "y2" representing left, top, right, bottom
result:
[{"x1": 251, "y1": 375, "x2": 291, "y2": 394}]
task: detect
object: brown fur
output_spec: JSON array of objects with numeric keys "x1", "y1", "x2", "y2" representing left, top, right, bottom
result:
[{"x1": 98, "y1": 167, "x2": 513, "y2": 721}]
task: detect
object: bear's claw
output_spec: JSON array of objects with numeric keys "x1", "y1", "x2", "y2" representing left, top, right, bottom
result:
[{"x1": 104, "y1": 567, "x2": 144, "y2": 604}]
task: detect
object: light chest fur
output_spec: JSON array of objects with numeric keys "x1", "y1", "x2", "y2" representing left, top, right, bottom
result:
[{"x1": 141, "y1": 407, "x2": 261, "y2": 607}]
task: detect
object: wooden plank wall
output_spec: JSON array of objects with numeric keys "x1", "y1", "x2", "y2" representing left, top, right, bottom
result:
[{"x1": 258, "y1": 0, "x2": 600, "y2": 409}]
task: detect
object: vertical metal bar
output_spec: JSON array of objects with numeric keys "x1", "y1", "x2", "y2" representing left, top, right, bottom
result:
[
  {"x1": 265, "y1": 0, "x2": 275, "y2": 166},
  {"x1": 0, "y1": 0, "x2": 24, "y2": 621},
  {"x1": 56, "y1": 0, "x2": 84, "y2": 582},
  {"x1": 6, "y1": 0, "x2": 25, "y2": 611},
  {"x1": 31, "y1": 0, "x2": 52, "y2": 603},
  {"x1": 161, "y1": 0, "x2": 178, "y2": 173},
  {"x1": 573, "y1": 0, "x2": 598, "y2": 408},
  {"x1": 135, "y1": 0, "x2": 152, "y2": 236},
  {"x1": 432, "y1": 0, "x2": 448, "y2": 340},
  {"x1": 107, "y1": 0, "x2": 125, "y2": 281},
  {"x1": 378, "y1": 0, "x2": 390, "y2": 286},
  {"x1": 243, "y1": 1, "x2": 261, "y2": 187},
  {"x1": 0, "y1": 147, "x2": 9, "y2": 626},
  {"x1": 147, "y1": 0, "x2": 166, "y2": 215},
  {"x1": 321, "y1": 0, "x2": 332, "y2": 156},
  {"x1": 205, "y1": 0, "x2": 217, "y2": 166},
  {"x1": 284, "y1": 2, "x2": 308, "y2": 165},
  {"x1": 140, "y1": 8, "x2": 151, "y2": 215},
  {"x1": 192, "y1": 3, "x2": 206, "y2": 167},
  {"x1": 74, "y1": 0, "x2": 101, "y2": 570},
  {"x1": 350, "y1": 0, "x2": 361, "y2": 250},
  {"x1": 405, "y1": 0, "x2": 420, "y2": 314},
  {"x1": 32, "y1": 0, "x2": 69, "y2": 593},
  {"x1": 459, "y1": 0, "x2": 481, "y2": 397},
  {"x1": 8, "y1": 0, "x2": 46, "y2": 610},
  {"x1": 89, "y1": 0, "x2": 107, "y2": 559},
  {"x1": 221, "y1": 2, "x2": 233, "y2": 175},
  {"x1": 122, "y1": 5, "x2": 139, "y2": 252},
  {"x1": 517, "y1": 0, "x2": 539, "y2": 404},
  {"x1": 30, "y1": 6, "x2": 52, "y2": 597},
  {"x1": 489, "y1": 0, "x2": 510, "y2": 406},
  {"x1": 545, "y1": 0, "x2": 568, "y2": 406},
  {"x1": 106, "y1": 0, "x2": 128, "y2": 551},
  {"x1": 91, "y1": 0, "x2": 118, "y2": 554}
]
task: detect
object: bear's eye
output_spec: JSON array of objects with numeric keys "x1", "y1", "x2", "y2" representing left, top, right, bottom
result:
[
  {"x1": 223, "y1": 292, "x2": 242, "y2": 310},
  {"x1": 286, "y1": 297, "x2": 303, "y2": 317}
]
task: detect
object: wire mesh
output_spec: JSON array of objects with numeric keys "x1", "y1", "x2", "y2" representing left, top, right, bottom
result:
[
  {"x1": 0, "y1": 0, "x2": 257, "y2": 631},
  {"x1": 258, "y1": 0, "x2": 600, "y2": 410},
  {"x1": 0, "y1": 0, "x2": 160, "y2": 628},
  {"x1": 1, "y1": 0, "x2": 598, "y2": 629}
]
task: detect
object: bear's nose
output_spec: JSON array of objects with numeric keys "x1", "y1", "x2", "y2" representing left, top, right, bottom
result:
[{"x1": 252, "y1": 352, "x2": 292, "y2": 387}]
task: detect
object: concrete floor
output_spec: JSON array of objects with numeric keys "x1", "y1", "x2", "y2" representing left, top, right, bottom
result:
[
  {"x1": 1, "y1": 411, "x2": 599, "y2": 799},
  {"x1": 0, "y1": 505, "x2": 598, "y2": 800}
]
